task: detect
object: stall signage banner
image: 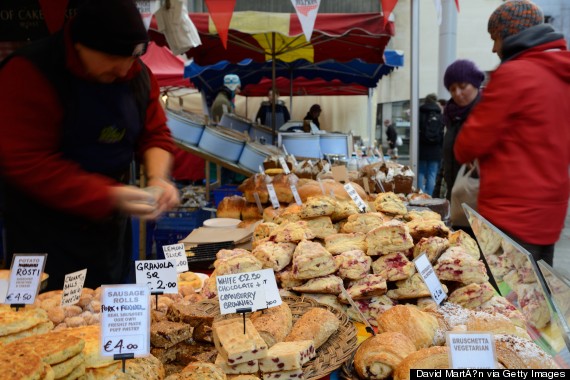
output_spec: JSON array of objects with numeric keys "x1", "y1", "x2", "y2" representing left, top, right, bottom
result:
[
  {"x1": 216, "y1": 271, "x2": 267, "y2": 314},
  {"x1": 61, "y1": 269, "x2": 87, "y2": 307},
  {"x1": 135, "y1": 259, "x2": 178, "y2": 294},
  {"x1": 6, "y1": 254, "x2": 47, "y2": 305},
  {"x1": 447, "y1": 332, "x2": 496, "y2": 369},
  {"x1": 291, "y1": 0, "x2": 321, "y2": 42},
  {"x1": 100, "y1": 284, "x2": 150, "y2": 357},
  {"x1": 414, "y1": 253, "x2": 446, "y2": 305},
  {"x1": 162, "y1": 243, "x2": 189, "y2": 273}
]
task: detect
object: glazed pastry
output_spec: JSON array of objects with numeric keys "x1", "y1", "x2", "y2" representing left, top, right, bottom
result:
[
  {"x1": 341, "y1": 212, "x2": 387, "y2": 234},
  {"x1": 371, "y1": 252, "x2": 415, "y2": 282},
  {"x1": 447, "y1": 282, "x2": 496, "y2": 309},
  {"x1": 325, "y1": 232, "x2": 367, "y2": 255},
  {"x1": 284, "y1": 307, "x2": 340, "y2": 349},
  {"x1": 373, "y1": 192, "x2": 407, "y2": 216},
  {"x1": 386, "y1": 273, "x2": 448, "y2": 300},
  {"x1": 270, "y1": 221, "x2": 316, "y2": 243},
  {"x1": 393, "y1": 346, "x2": 449, "y2": 380},
  {"x1": 353, "y1": 332, "x2": 417, "y2": 380},
  {"x1": 448, "y1": 230, "x2": 480, "y2": 259},
  {"x1": 335, "y1": 249, "x2": 372, "y2": 280},
  {"x1": 252, "y1": 241, "x2": 296, "y2": 272},
  {"x1": 405, "y1": 219, "x2": 450, "y2": 243},
  {"x1": 412, "y1": 236, "x2": 450, "y2": 263},
  {"x1": 292, "y1": 275, "x2": 344, "y2": 295},
  {"x1": 339, "y1": 274, "x2": 388, "y2": 302},
  {"x1": 434, "y1": 247, "x2": 489, "y2": 284},
  {"x1": 494, "y1": 334, "x2": 558, "y2": 369},
  {"x1": 366, "y1": 220, "x2": 414, "y2": 256},
  {"x1": 299, "y1": 195, "x2": 337, "y2": 218},
  {"x1": 305, "y1": 216, "x2": 338, "y2": 240},
  {"x1": 376, "y1": 305, "x2": 445, "y2": 349},
  {"x1": 291, "y1": 240, "x2": 338, "y2": 280}
]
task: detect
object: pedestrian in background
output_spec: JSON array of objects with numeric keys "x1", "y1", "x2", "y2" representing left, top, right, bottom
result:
[
  {"x1": 455, "y1": 0, "x2": 570, "y2": 265},
  {"x1": 418, "y1": 93, "x2": 444, "y2": 196},
  {"x1": 211, "y1": 74, "x2": 241, "y2": 122}
]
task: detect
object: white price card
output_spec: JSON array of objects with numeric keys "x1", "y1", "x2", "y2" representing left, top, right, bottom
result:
[
  {"x1": 61, "y1": 269, "x2": 87, "y2": 307},
  {"x1": 266, "y1": 183, "x2": 280, "y2": 209},
  {"x1": 447, "y1": 332, "x2": 496, "y2": 369},
  {"x1": 162, "y1": 244, "x2": 189, "y2": 273},
  {"x1": 343, "y1": 183, "x2": 368, "y2": 212},
  {"x1": 258, "y1": 269, "x2": 282, "y2": 309},
  {"x1": 279, "y1": 157, "x2": 291, "y2": 174},
  {"x1": 135, "y1": 259, "x2": 178, "y2": 294},
  {"x1": 290, "y1": 185, "x2": 302, "y2": 205},
  {"x1": 6, "y1": 254, "x2": 47, "y2": 305},
  {"x1": 100, "y1": 284, "x2": 150, "y2": 357},
  {"x1": 414, "y1": 253, "x2": 447, "y2": 305},
  {"x1": 216, "y1": 271, "x2": 267, "y2": 315}
]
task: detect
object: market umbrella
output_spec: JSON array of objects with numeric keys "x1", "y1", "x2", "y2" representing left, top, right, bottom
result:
[{"x1": 140, "y1": 41, "x2": 190, "y2": 88}]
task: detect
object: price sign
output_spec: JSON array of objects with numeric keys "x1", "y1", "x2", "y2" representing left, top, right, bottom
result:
[
  {"x1": 290, "y1": 185, "x2": 302, "y2": 205},
  {"x1": 216, "y1": 271, "x2": 267, "y2": 314},
  {"x1": 258, "y1": 269, "x2": 282, "y2": 309},
  {"x1": 414, "y1": 253, "x2": 447, "y2": 305},
  {"x1": 135, "y1": 260, "x2": 178, "y2": 294},
  {"x1": 343, "y1": 183, "x2": 368, "y2": 212},
  {"x1": 100, "y1": 284, "x2": 150, "y2": 357},
  {"x1": 266, "y1": 183, "x2": 280, "y2": 209},
  {"x1": 447, "y1": 332, "x2": 496, "y2": 369},
  {"x1": 162, "y1": 244, "x2": 189, "y2": 273},
  {"x1": 61, "y1": 269, "x2": 87, "y2": 307},
  {"x1": 6, "y1": 254, "x2": 47, "y2": 305},
  {"x1": 279, "y1": 157, "x2": 291, "y2": 174}
]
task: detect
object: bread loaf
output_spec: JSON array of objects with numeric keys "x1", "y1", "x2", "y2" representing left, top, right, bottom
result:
[
  {"x1": 285, "y1": 307, "x2": 339, "y2": 349},
  {"x1": 250, "y1": 303, "x2": 293, "y2": 348},
  {"x1": 217, "y1": 195, "x2": 246, "y2": 220}
]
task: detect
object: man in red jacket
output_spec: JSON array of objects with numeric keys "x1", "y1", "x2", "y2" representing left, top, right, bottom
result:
[
  {"x1": 0, "y1": 0, "x2": 180, "y2": 289},
  {"x1": 454, "y1": 0, "x2": 570, "y2": 265}
]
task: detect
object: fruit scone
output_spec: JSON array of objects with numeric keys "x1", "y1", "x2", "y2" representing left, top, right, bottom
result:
[
  {"x1": 253, "y1": 222, "x2": 279, "y2": 243},
  {"x1": 386, "y1": 273, "x2": 448, "y2": 300},
  {"x1": 285, "y1": 308, "x2": 340, "y2": 349},
  {"x1": 405, "y1": 219, "x2": 450, "y2": 243},
  {"x1": 412, "y1": 236, "x2": 450, "y2": 264},
  {"x1": 252, "y1": 241, "x2": 296, "y2": 272},
  {"x1": 300, "y1": 294, "x2": 345, "y2": 313},
  {"x1": 373, "y1": 192, "x2": 407, "y2": 216},
  {"x1": 371, "y1": 252, "x2": 415, "y2": 282},
  {"x1": 330, "y1": 199, "x2": 361, "y2": 222},
  {"x1": 366, "y1": 220, "x2": 414, "y2": 256},
  {"x1": 335, "y1": 249, "x2": 372, "y2": 280},
  {"x1": 214, "y1": 252, "x2": 263, "y2": 276},
  {"x1": 338, "y1": 274, "x2": 388, "y2": 302},
  {"x1": 448, "y1": 230, "x2": 480, "y2": 259},
  {"x1": 346, "y1": 295, "x2": 395, "y2": 327},
  {"x1": 270, "y1": 221, "x2": 316, "y2": 243},
  {"x1": 476, "y1": 223, "x2": 502, "y2": 255},
  {"x1": 433, "y1": 247, "x2": 489, "y2": 284},
  {"x1": 304, "y1": 216, "x2": 338, "y2": 240},
  {"x1": 341, "y1": 212, "x2": 388, "y2": 234},
  {"x1": 447, "y1": 282, "x2": 496, "y2": 309},
  {"x1": 279, "y1": 204, "x2": 303, "y2": 223},
  {"x1": 292, "y1": 275, "x2": 344, "y2": 295},
  {"x1": 515, "y1": 283, "x2": 550, "y2": 329},
  {"x1": 299, "y1": 195, "x2": 338, "y2": 218},
  {"x1": 404, "y1": 209, "x2": 441, "y2": 221},
  {"x1": 325, "y1": 232, "x2": 367, "y2": 255},
  {"x1": 476, "y1": 295, "x2": 527, "y2": 329},
  {"x1": 291, "y1": 240, "x2": 338, "y2": 280}
]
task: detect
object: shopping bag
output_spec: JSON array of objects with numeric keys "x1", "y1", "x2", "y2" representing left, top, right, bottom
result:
[
  {"x1": 396, "y1": 135, "x2": 403, "y2": 147},
  {"x1": 450, "y1": 161, "x2": 479, "y2": 227}
]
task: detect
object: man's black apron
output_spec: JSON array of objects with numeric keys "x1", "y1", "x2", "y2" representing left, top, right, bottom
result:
[{"x1": 1, "y1": 32, "x2": 149, "y2": 290}]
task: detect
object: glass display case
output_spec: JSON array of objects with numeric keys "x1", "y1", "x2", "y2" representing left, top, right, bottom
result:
[{"x1": 463, "y1": 204, "x2": 570, "y2": 368}]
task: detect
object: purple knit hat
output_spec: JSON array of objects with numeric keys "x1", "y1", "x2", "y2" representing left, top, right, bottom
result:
[
  {"x1": 488, "y1": 0, "x2": 543, "y2": 39},
  {"x1": 444, "y1": 60, "x2": 485, "y2": 91}
]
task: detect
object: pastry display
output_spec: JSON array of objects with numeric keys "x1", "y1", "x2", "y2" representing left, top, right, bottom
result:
[
  {"x1": 285, "y1": 307, "x2": 340, "y2": 349},
  {"x1": 365, "y1": 220, "x2": 414, "y2": 256},
  {"x1": 371, "y1": 252, "x2": 415, "y2": 282},
  {"x1": 393, "y1": 346, "x2": 450, "y2": 380},
  {"x1": 335, "y1": 250, "x2": 372, "y2": 280},
  {"x1": 291, "y1": 240, "x2": 338, "y2": 280},
  {"x1": 292, "y1": 275, "x2": 344, "y2": 295},
  {"x1": 325, "y1": 233, "x2": 367, "y2": 255},
  {"x1": 341, "y1": 212, "x2": 387, "y2": 234},
  {"x1": 373, "y1": 192, "x2": 407, "y2": 216},
  {"x1": 412, "y1": 236, "x2": 449, "y2": 263}
]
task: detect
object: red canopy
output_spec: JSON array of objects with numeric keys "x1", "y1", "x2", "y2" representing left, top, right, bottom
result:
[
  {"x1": 140, "y1": 42, "x2": 190, "y2": 88},
  {"x1": 241, "y1": 77, "x2": 369, "y2": 97}
]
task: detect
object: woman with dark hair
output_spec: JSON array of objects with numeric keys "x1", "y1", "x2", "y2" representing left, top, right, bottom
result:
[{"x1": 303, "y1": 104, "x2": 322, "y2": 129}]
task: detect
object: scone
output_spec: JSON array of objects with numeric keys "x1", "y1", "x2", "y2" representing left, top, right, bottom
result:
[
  {"x1": 330, "y1": 199, "x2": 361, "y2": 222},
  {"x1": 250, "y1": 303, "x2": 293, "y2": 348},
  {"x1": 324, "y1": 232, "x2": 367, "y2": 255},
  {"x1": 270, "y1": 221, "x2": 316, "y2": 242},
  {"x1": 253, "y1": 222, "x2": 279, "y2": 243},
  {"x1": 404, "y1": 209, "x2": 441, "y2": 221},
  {"x1": 279, "y1": 204, "x2": 303, "y2": 223},
  {"x1": 216, "y1": 248, "x2": 252, "y2": 260},
  {"x1": 275, "y1": 267, "x2": 304, "y2": 289},
  {"x1": 299, "y1": 196, "x2": 337, "y2": 218},
  {"x1": 300, "y1": 294, "x2": 345, "y2": 313},
  {"x1": 305, "y1": 216, "x2": 338, "y2": 239},
  {"x1": 412, "y1": 236, "x2": 450, "y2": 263},
  {"x1": 373, "y1": 192, "x2": 407, "y2": 216},
  {"x1": 366, "y1": 220, "x2": 414, "y2": 256},
  {"x1": 214, "y1": 253, "x2": 263, "y2": 276},
  {"x1": 515, "y1": 283, "x2": 550, "y2": 329},
  {"x1": 285, "y1": 307, "x2": 340, "y2": 349},
  {"x1": 346, "y1": 296, "x2": 395, "y2": 327},
  {"x1": 335, "y1": 249, "x2": 372, "y2": 280},
  {"x1": 447, "y1": 282, "x2": 496, "y2": 309},
  {"x1": 291, "y1": 240, "x2": 338, "y2": 280},
  {"x1": 434, "y1": 247, "x2": 489, "y2": 284},
  {"x1": 405, "y1": 219, "x2": 450, "y2": 243},
  {"x1": 252, "y1": 241, "x2": 296, "y2": 272},
  {"x1": 371, "y1": 252, "x2": 415, "y2": 282},
  {"x1": 448, "y1": 230, "x2": 480, "y2": 259},
  {"x1": 341, "y1": 212, "x2": 387, "y2": 234},
  {"x1": 476, "y1": 296, "x2": 527, "y2": 329},
  {"x1": 386, "y1": 273, "x2": 448, "y2": 300},
  {"x1": 292, "y1": 275, "x2": 344, "y2": 295},
  {"x1": 339, "y1": 274, "x2": 388, "y2": 302}
]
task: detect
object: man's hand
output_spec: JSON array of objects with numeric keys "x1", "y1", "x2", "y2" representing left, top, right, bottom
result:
[
  {"x1": 146, "y1": 177, "x2": 180, "y2": 216},
  {"x1": 110, "y1": 185, "x2": 161, "y2": 218}
]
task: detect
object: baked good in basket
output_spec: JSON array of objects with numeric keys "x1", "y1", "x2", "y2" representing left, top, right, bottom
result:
[
  {"x1": 285, "y1": 307, "x2": 340, "y2": 349},
  {"x1": 353, "y1": 332, "x2": 417, "y2": 380},
  {"x1": 250, "y1": 303, "x2": 293, "y2": 348}
]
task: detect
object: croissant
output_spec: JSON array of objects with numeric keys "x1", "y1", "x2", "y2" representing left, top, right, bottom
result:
[
  {"x1": 393, "y1": 346, "x2": 449, "y2": 380},
  {"x1": 494, "y1": 334, "x2": 558, "y2": 369},
  {"x1": 376, "y1": 305, "x2": 446, "y2": 349},
  {"x1": 353, "y1": 332, "x2": 417, "y2": 380}
]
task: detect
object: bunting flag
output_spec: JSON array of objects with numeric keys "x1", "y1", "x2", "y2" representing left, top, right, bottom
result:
[
  {"x1": 136, "y1": 0, "x2": 161, "y2": 30},
  {"x1": 380, "y1": 0, "x2": 398, "y2": 28},
  {"x1": 204, "y1": 0, "x2": 236, "y2": 49},
  {"x1": 291, "y1": 0, "x2": 321, "y2": 42},
  {"x1": 455, "y1": 0, "x2": 460, "y2": 12},
  {"x1": 433, "y1": 0, "x2": 442, "y2": 26},
  {"x1": 38, "y1": 0, "x2": 69, "y2": 34}
]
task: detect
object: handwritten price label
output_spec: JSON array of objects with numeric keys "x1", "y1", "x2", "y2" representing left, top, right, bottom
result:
[
  {"x1": 135, "y1": 260, "x2": 178, "y2": 294},
  {"x1": 290, "y1": 185, "x2": 302, "y2": 205},
  {"x1": 6, "y1": 254, "x2": 47, "y2": 305},
  {"x1": 414, "y1": 253, "x2": 447, "y2": 305},
  {"x1": 343, "y1": 183, "x2": 368, "y2": 213},
  {"x1": 100, "y1": 284, "x2": 150, "y2": 357},
  {"x1": 216, "y1": 271, "x2": 267, "y2": 315},
  {"x1": 266, "y1": 184, "x2": 280, "y2": 209},
  {"x1": 162, "y1": 243, "x2": 189, "y2": 273},
  {"x1": 61, "y1": 269, "x2": 87, "y2": 307}
]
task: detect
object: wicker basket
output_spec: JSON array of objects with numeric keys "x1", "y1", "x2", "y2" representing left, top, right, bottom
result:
[
  {"x1": 192, "y1": 295, "x2": 358, "y2": 380},
  {"x1": 339, "y1": 350, "x2": 360, "y2": 380}
]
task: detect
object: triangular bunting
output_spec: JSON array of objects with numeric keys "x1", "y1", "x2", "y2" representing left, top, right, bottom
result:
[
  {"x1": 380, "y1": 0, "x2": 398, "y2": 29},
  {"x1": 291, "y1": 0, "x2": 321, "y2": 42},
  {"x1": 204, "y1": 0, "x2": 236, "y2": 49},
  {"x1": 39, "y1": 0, "x2": 69, "y2": 34},
  {"x1": 455, "y1": 0, "x2": 460, "y2": 12}
]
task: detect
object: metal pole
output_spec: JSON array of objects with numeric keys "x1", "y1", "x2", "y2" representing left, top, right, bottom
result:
[
  {"x1": 438, "y1": 0, "x2": 458, "y2": 99},
  {"x1": 367, "y1": 88, "x2": 374, "y2": 148},
  {"x1": 271, "y1": 32, "x2": 277, "y2": 145},
  {"x1": 410, "y1": 0, "x2": 420, "y2": 185}
]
